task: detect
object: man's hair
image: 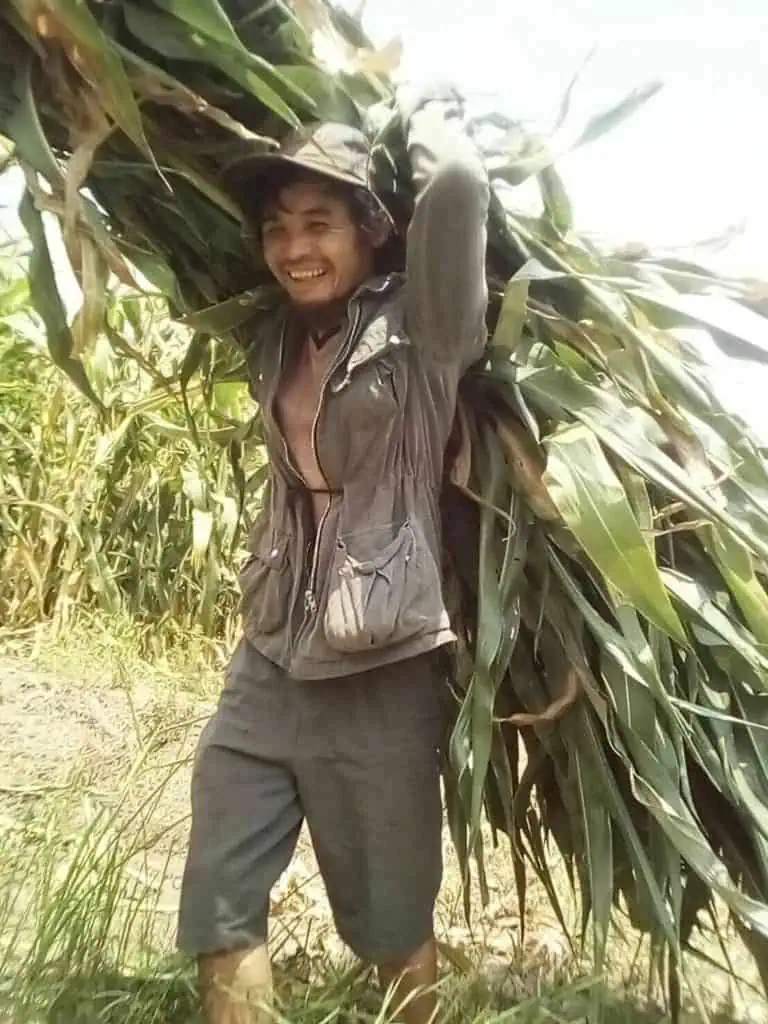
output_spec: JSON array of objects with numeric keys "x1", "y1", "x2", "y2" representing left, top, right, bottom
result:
[{"x1": 240, "y1": 165, "x2": 403, "y2": 272}]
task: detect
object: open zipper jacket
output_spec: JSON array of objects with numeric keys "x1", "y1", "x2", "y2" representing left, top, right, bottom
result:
[{"x1": 239, "y1": 87, "x2": 490, "y2": 679}]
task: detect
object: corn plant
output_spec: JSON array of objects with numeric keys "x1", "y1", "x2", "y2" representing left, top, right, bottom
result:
[
  {"x1": 1, "y1": 263, "x2": 266, "y2": 647},
  {"x1": 2, "y1": 0, "x2": 768, "y2": 1012}
]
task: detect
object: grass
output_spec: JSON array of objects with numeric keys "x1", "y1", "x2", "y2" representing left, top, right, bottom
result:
[
  {"x1": 0, "y1": 617, "x2": 762, "y2": 1023},
  {"x1": 0, "y1": 611, "x2": 226, "y2": 697}
]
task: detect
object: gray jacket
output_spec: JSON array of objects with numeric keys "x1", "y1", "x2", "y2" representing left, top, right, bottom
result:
[{"x1": 240, "y1": 91, "x2": 489, "y2": 679}]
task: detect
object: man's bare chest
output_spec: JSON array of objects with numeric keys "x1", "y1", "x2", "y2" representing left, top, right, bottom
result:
[{"x1": 276, "y1": 336, "x2": 340, "y2": 429}]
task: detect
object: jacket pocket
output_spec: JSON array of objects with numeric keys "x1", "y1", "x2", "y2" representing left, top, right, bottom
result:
[
  {"x1": 239, "y1": 530, "x2": 291, "y2": 636},
  {"x1": 323, "y1": 520, "x2": 441, "y2": 654}
]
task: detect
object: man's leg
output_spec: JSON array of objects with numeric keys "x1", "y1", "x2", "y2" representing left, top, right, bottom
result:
[
  {"x1": 177, "y1": 639, "x2": 303, "y2": 1024},
  {"x1": 378, "y1": 937, "x2": 438, "y2": 1024},
  {"x1": 199, "y1": 946, "x2": 273, "y2": 1024},
  {"x1": 295, "y1": 652, "x2": 445, "y2": 1024}
]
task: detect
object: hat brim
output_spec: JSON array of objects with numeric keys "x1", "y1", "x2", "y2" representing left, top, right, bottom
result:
[
  {"x1": 221, "y1": 151, "x2": 394, "y2": 228},
  {"x1": 221, "y1": 150, "x2": 365, "y2": 195}
]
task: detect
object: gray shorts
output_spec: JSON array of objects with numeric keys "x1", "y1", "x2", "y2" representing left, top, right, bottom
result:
[{"x1": 177, "y1": 637, "x2": 445, "y2": 962}]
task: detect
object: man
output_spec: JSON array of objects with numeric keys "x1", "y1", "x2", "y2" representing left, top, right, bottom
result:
[{"x1": 177, "y1": 85, "x2": 490, "y2": 1024}]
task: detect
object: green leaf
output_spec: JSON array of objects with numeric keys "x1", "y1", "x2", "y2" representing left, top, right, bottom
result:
[
  {"x1": 2, "y1": 44, "x2": 63, "y2": 185},
  {"x1": 116, "y1": 242, "x2": 179, "y2": 301},
  {"x1": 709, "y1": 528, "x2": 768, "y2": 647},
  {"x1": 662, "y1": 570, "x2": 768, "y2": 682},
  {"x1": 571, "y1": 80, "x2": 663, "y2": 150},
  {"x1": 152, "y1": 0, "x2": 249, "y2": 52},
  {"x1": 275, "y1": 65, "x2": 360, "y2": 121},
  {"x1": 565, "y1": 703, "x2": 681, "y2": 953},
  {"x1": 630, "y1": 288, "x2": 768, "y2": 358},
  {"x1": 122, "y1": 2, "x2": 303, "y2": 127},
  {"x1": 574, "y1": 744, "x2": 612, "y2": 975},
  {"x1": 519, "y1": 347, "x2": 768, "y2": 563},
  {"x1": 468, "y1": 422, "x2": 507, "y2": 842},
  {"x1": 491, "y1": 270, "x2": 529, "y2": 355},
  {"x1": 544, "y1": 422, "x2": 686, "y2": 643},
  {"x1": 18, "y1": 190, "x2": 103, "y2": 409},
  {"x1": 538, "y1": 165, "x2": 573, "y2": 234},
  {"x1": 488, "y1": 80, "x2": 662, "y2": 188},
  {"x1": 179, "y1": 288, "x2": 280, "y2": 336},
  {"x1": 22, "y1": 0, "x2": 152, "y2": 159}
]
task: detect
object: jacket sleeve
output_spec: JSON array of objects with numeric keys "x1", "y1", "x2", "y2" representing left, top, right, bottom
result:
[{"x1": 401, "y1": 84, "x2": 490, "y2": 369}]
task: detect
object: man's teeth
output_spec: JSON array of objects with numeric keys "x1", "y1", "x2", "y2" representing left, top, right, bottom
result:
[{"x1": 288, "y1": 269, "x2": 326, "y2": 281}]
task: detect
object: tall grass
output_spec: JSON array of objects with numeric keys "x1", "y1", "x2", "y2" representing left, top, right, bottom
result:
[
  {"x1": 0, "y1": 262, "x2": 265, "y2": 656},
  {"x1": 0, "y1": 716, "x2": 199, "y2": 1023}
]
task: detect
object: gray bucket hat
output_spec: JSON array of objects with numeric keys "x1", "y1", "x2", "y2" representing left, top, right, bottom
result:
[{"x1": 222, "y1": 122, "x2": 393, "y2": 223}]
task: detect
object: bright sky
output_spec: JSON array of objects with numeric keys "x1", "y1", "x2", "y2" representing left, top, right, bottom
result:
[
  {"x1": 1, "y1": 0, "x2": 765, "y2": 278},
  {"x1": 350, "y1": 0, "x2": 768, "y2": 276}
]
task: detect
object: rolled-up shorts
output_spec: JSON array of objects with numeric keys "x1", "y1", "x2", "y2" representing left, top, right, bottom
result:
[{"x1": 177, "y1": 636, "x2": 445, "y2": 963}]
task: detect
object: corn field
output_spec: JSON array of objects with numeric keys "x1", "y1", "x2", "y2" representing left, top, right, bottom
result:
[
  {"x1": 0, "y1": 257, "x2": 265, "y2": 649},
  {"x1": 3, "y1": 0, "x2": 768, "y2": 1016}
]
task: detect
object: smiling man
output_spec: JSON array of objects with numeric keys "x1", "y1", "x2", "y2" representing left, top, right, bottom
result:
[
  {"x1": 258, "y1": 156, "x2": 393, "y2": 527},
  {"x1": 177, "y1": 90, "x2": 490, "y2": 1024}
]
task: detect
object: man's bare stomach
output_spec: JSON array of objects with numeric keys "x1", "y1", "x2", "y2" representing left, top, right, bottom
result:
[
  {"x1": 276, "y1": 334, "x2": 342, "y2": 529},
  {"x1": 283, "y1": 428, "x2": 331, "y2": 527}
]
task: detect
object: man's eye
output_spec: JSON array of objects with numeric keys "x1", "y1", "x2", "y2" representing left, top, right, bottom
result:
[{"x1": 308, "y1": 221, "x2": 330, "y2": 232}]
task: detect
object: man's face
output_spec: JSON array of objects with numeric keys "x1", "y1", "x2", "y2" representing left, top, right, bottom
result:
[{"x1": 261, "y1": 180, "x2": 375, "y2": 309}]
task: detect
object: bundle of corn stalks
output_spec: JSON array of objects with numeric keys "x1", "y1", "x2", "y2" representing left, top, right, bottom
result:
[{"x1": 3, "y1": 0, "x2": 768, "y2": 1011}]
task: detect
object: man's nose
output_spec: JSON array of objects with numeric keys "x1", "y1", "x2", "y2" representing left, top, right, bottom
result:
[{"x1": 284, "y1": 232, "x2": 313, "y2": 261}]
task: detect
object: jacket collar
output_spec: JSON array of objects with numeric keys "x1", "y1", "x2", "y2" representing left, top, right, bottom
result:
[
  {"x1": 276, "y1": 272, "x2": 403, "y2": 372},
  {"x1": 350, "y1": 272, "x2": 403, "y2": 302}
]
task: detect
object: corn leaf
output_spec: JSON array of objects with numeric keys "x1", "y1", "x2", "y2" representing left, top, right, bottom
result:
[{"x1": 544, "y1": 422, "x2": 686, "y2": 643}]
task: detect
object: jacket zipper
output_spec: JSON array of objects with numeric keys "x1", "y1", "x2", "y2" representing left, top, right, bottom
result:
[{"x1": 302, "y1": 304, "x2": 363, "y2": 616}]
